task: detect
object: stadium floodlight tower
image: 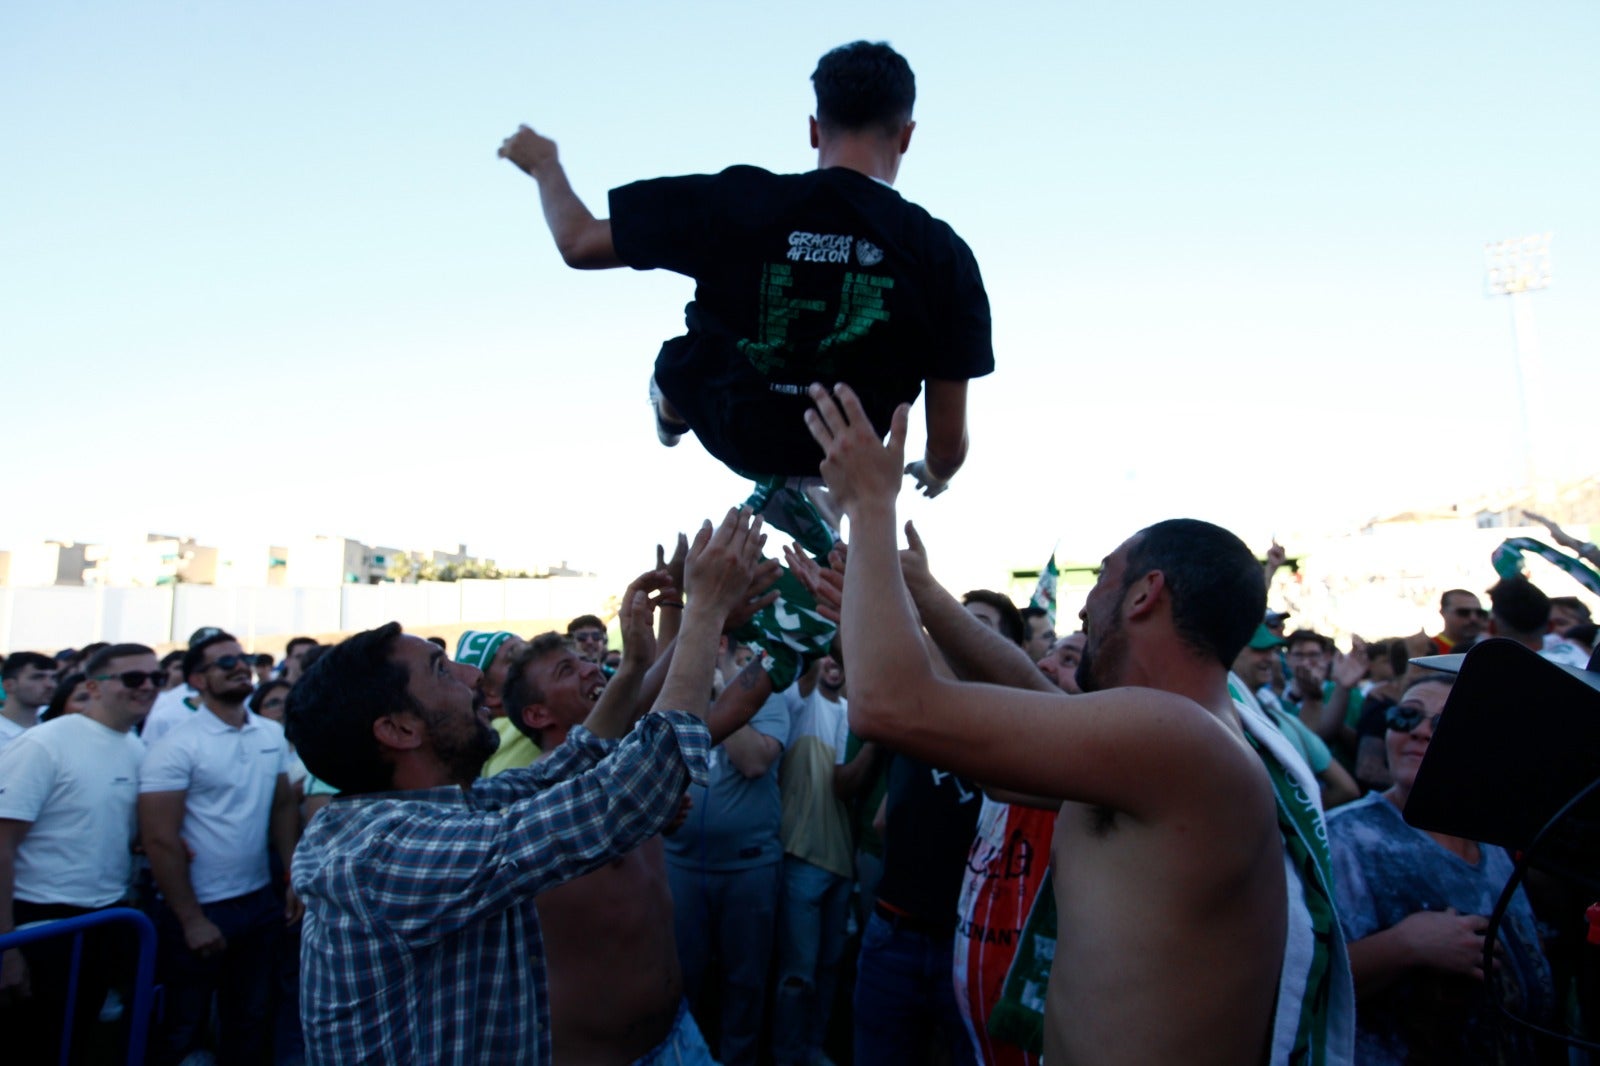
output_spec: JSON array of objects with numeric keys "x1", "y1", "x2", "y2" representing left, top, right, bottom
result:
[{"x1": 1483, "y1": 233, "x2": 1553, "y2": 504}]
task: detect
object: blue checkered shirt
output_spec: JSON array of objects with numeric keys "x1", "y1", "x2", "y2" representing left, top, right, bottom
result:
[{"x1": 291, "y1": 711, "x2": 710, "y2": 1065}]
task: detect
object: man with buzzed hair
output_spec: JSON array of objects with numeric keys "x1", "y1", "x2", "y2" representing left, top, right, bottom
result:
[
  {"x1": 0, "y1": 652, "x2": 57, "y2": 751},
  {"x1": 801, "y1": 383, "x2": 1352, "y2": 1065},
  {"x1": 499, "y1": 39, "x2": 992, "y2": 554}
]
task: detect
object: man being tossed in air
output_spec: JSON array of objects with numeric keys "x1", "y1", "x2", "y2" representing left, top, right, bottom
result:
[{"x1": 499, "y1": 40, "x2": 992, "y2": 555}]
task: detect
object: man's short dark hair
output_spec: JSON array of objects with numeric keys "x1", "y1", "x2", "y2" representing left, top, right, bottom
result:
[
  {"x1": 1440, "y1": 588, "x2": 1476, "y2": 610},
  {"x1": 182, "y1": 631, "x2": 239, "y2": 681},
  {"x1": 962, "y1": 590, "x2": 1025, "y2": 647},
  {"x1": 254, "y1": 653, "x2": 275, "y2": 668},
  {"x1": 159, "y1": 649, "x2": 185, "y2": 669},
  {"x1": 566, "y1": 615, "x2": 604, "y2": 635},
  {"x1": 1550, "y1": 596, "x2": 1592, "y2": 623},
  {"x1": 285, "y1": 636, "x2": 317, "y2": 656},
  {"x1": 503, "y1": 633, "x2": 571, "y2": 745},
  {"x1": 286, "y1": 622, "x2": 413, "y2": 795},
  {"x1": 812, "y1": 41, "x2": 915, "y2": 135},
  {"x1": 1124, "y1": 519, "x2": 1265, "y2": 668},
  {"x1": 2, "y1": 651, "x2": 58, "y2": 681},
  {"x1": 1488, "y1": 576, "x2": 1551, "y2": 636},
  {"x1": 1020, "y1": 605, "x2": 1048, "y2": 628},
  {"x1": 1284, "y1": 630, "x2": 1332, "y2": 655},
  {"x1": 83, "y1": 643, "x2": 156, "y2": 679}
]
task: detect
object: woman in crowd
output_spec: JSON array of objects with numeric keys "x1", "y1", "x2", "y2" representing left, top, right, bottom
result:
[{"x1": 1329, "y1": 672, "x2": 1558, "y2": 1063}]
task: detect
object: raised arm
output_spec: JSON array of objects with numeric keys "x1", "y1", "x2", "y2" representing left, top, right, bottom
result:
[
  {"x1": 804, "y1": 383, "x2": 1254, "y2": 815},
  {"x1": 904, "y1": 378, "x2": 969, "y2": 498},
  {"x1": 582, "y1": 568, "x2": 672, "y2": 739},
  {"x1": 899, "y1": 522, "x2": 1056, "y2": 693},
  {"x1": 498, "y1": 125, "x2": 622, "y2": 269},
  {"x1": 651, "y1": 509, "x2": 766, "y2": 720}
]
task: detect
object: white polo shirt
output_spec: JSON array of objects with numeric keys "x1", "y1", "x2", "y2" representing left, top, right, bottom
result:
[
  {"x1": 139, "y1": 707, "x2": 289, "y2": 904},
  {"x1": 0, "y1": 714, "x2": 145, "y2": 907},
  {"x1": 0, "y1": 714, "x2": 31, "y2": 755},
  {"x1": 140, "y1": 685, "x2": 203, "y2": 746}
]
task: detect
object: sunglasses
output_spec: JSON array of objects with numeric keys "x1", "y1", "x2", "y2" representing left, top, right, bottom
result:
[
  {"x1": 1386, "y1": 705, "x2": 1444, "y2": 733},
  {"x1": 571, "y1": 630, "x2": 606, "y2": 643},
  {"x1": 1450, "y1": 607, "x2": 1488, "y2": 620},
  {"x1": 95, "y1": 670, "x2": 166, "y2": 689},
  {"x1": 202, "y1": 654, "x2": 254, "y2": 672}
]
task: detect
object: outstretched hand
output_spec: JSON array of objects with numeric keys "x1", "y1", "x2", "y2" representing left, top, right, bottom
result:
[
  {"x1": 805, "y1": 383, "x2": 909, "y2": 516},
  {"x1": 618, "y1": 568, "x2": 675, "y2": 668},
  {"x1": 1524, "y1": 510, "x2": 1582, "y2": 551},
  {"x1": 683, "y1": 508, "x2": 767, "y2": 623},
  {"x1": 784, "y1": 545, "x2": 844, "y2": 625},
  {"x1": 498, "y1": 125, "x2": 560, "y2": 178},
  {"x1": 903, "y1": 460, "x2": 950, "y2": 499}
]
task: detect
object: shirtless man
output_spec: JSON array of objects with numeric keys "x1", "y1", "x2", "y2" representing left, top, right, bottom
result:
[
  {"x1": 802, "y1": 384, "x2": 1291, "y2": 1065},
  {"x1": 501, "y1": 569, "x2": 781, "y2": 1064}
]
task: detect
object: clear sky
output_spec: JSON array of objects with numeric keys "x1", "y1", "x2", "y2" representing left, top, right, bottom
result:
[{"x1": 4, "y1": 2, "x2": 1597, "y2": 593}]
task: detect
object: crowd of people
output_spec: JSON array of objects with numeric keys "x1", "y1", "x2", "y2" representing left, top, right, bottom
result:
[
  {"x1": 5, "y1": 35, "x2": 1600, "y2": 1066},
  {"x1": 1, "y1": 505, "x2": 1596, "y2": 1065}
]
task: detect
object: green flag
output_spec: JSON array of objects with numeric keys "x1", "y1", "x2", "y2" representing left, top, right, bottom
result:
[{"x1": 1030, "y1": 552, "x2": 1059, "y2": 627}]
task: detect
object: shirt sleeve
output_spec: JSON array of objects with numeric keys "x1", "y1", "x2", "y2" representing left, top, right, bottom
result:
[
  {"x1": 355, "y1": 711, "x2": 711, "y2": 945},
  {"x1": 748, "y1": 692, "x2": 792, "y2": 750},
  {"x1": 0, "y1": 734, "x2": 57, "y2": 822},
  {"x1": 925, "y1": 230, "x2": 994, "y2": 382},
  {"x1": 609, "y1": 172, "x2": 729, "y2": 278},
  {"x1": 139, "y1": 732, "x2": 194, "y2": 794},
  {"x1": 468, "y1": 723, "x2": 614, "y2": 809}
]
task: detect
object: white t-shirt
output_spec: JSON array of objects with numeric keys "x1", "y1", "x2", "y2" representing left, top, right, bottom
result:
[
  {"x1": 0, "y1": 714, "x2": 31, "y2": 755},
  {"x1": 0, "y1": 714, "x2": 146, "y2": 907},
  {"x1": 139, "y1": 707, "x2": 289, "y2": 904},
  {"x1": 140, "y1": 685, "x2": 202, "y2": 745}
]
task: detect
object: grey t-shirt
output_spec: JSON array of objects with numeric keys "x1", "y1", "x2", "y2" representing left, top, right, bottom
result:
[
  {"x1": 663, "y1": 691, "x2": 791, "y2": 872},
  {"x1": 1328, "y1": 792, "x2": 1555, "y2": 1065}
]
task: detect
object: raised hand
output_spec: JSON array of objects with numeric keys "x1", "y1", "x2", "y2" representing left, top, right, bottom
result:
[
  {"x1": 899, "y1": 520, "x2": 935, "y2": 594},
  {"x1": 618, "y1": 568, "x2": 676, "y2": 669},
  {"x1": 805, "y1": 383, "x2": 909, "y2": 516},
  {"x1": 903, "y1": 459, "x2": 950, "y2": 499},
  {"x1": 656, "y1": 533, "x2": 689, "y2": 599},
  {"x1": 1331, "y1": 646, "x2": 1368, "y2": 689},
  {"x1": 724, "y1": 558, "x2": 782, "y2": 635},
  {"x1": 498, "y1": 125, "x2": 560, "y2": 178},
  {"x1": 683, "y1": 508, "x2": 767, "y2": 622},
  {"x1": 784, "y1": 544, "x2": 843, "y2": 625},
  {"x1": 1524, "y1": 510, "x2": 1582, "y2": 551}
]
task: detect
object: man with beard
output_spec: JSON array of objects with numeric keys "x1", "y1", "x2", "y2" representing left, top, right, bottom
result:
[
  {"x1": 284, "y1": 510, "x2": 764, "y2": 1065},
  {"x1": 801, "y1": 383, "x2": 1353, "y2": 1065},
  {"x1": 139, "y1": 631, "x2": 303, "y2": 1065}
]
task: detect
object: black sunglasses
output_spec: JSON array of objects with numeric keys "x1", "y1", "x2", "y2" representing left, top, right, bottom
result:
[
  {"x1": 1386, "y1": 705, "x2": 1444, "y2": 733},
  {"x1": 203, "y1": 654, "x2": 254, "y2": 672},
  {"x1": 95, "y1": 670, "x2": 166, "y2": 689},
  {"x1": 1450, "y1": 607, "x2": 1488, "y2": 620}
]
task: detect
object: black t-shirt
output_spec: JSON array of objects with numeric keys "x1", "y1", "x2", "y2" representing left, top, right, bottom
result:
[
  {"x1": 609, "y1": 165, "x2": 994, "y2": 476},
  {"x1": 874, "y1": 753, "x2": 982, "y2": 928}
]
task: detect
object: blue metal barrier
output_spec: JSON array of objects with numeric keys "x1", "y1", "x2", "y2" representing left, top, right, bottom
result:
[{"x1": 0, "y1": 906, "x2": 158, "y2": 1066}]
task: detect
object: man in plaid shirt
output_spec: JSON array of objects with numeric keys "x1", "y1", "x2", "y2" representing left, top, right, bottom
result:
[{"x1": 285, "y1": 508, "x2": 768, "y2": 1064}]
